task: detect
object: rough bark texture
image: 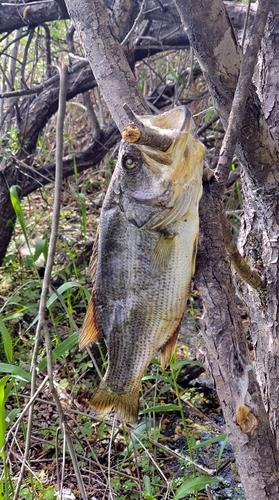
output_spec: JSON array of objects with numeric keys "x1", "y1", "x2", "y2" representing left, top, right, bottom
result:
[
  {"x1": 175, "y1": 0, "x2": 279, "y2": 447},
  {"x1": 197, "y1": 185, "x2": 279, "y2": 499},
  {"x1": 63, "y1": 0, "x2": 147, "y2": 128},
  {"x1": 0, "y1": 170, "x2": 17, "y2": 262},
  {"x1": 258, "y1": 1, "x2": 279, "y2": 143}
]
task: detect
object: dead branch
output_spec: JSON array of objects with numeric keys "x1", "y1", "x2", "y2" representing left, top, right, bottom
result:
[
  {"x1": 82, "y1": 91, "x2": 101, "y2": 139},
  {"x1": 121, "y1": 103, "x2": 173, "y2": 150},
  {"x1": 221, "y1": 209, "x2": 264, "y2": 289},
  {"x1": 0, "y1": 1, "x2": 251, "y2": 36}
]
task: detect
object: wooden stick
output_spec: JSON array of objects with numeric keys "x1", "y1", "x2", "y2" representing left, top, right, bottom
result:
[{"x1": 121, "y1": 103, "x2": 173, "y2": 151}]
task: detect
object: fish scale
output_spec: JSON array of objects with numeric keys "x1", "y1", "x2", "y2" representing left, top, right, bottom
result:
[{"x1": 80, "y1": 106, "x2": 205, "y2": 422}]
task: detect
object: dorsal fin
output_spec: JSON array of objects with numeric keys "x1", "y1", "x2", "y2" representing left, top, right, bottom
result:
[{"x1": 79, "y1": 295, "x2": 99, "y2": 349}]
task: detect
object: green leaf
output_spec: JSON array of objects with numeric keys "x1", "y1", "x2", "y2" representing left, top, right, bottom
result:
[
  {"x1": 38, "y1": 332, "x2": 79, "y2": 371},
  {"x1": 0, "y1": 319, "x2": 13, "y2": 363},
  {"x1": 0, "y1": 377, "x2": 10, "y2": 455},
  {"x1": 29, "y1": 282, "x2": 82, "y2": 330},
  {"x1": 140, "y1": 403, "x2": 181, "y2": 415},
  {"x1": 46, "y1": 281, "x2": 81, "y2": 309},
  {"x1": 9, "y1": 186, "x2": 30, "y2": 253},
  {"x1": 174, "y1": 475, "x2": 217, "y2": 499},
  {"x1": 196, "y1": 433, "x2": 227, "y2": 449},
  {"x1": 0, "y1": 363, "x2": 31, "y2": 382},
  {"x1": 33, "y1": 239, "x2": 47, "y2": 263}
]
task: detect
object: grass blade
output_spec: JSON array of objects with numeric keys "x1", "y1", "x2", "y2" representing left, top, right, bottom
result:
[
  {"x1": 174, "y1": 475, "x2": 217, "y2": 499},
  {"x1": 0, "y1": 319, "x2": 13, "y2": 363},
  {"x1": 0, "y1": 363, "x2": 31, "y2": 382}
]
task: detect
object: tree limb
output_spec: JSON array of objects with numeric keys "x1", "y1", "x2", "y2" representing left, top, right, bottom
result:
[
  {"x1": 21, "y1": 123, "x2": 119, "y2": 195},
  {"x1": 0, "y1": 1, "x2": 252, "y2": 35},
  {"x1": 215, "y1": 0, "x2": 272, "y2": 186}
]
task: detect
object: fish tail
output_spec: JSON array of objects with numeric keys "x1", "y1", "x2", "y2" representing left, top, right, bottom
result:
[{"x1": 90, "y1": 384, "x2": 140, "y2": 423}]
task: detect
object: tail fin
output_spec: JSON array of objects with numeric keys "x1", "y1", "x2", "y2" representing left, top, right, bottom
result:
[{"x1": 90, "y1": 385, "x2": 140, "y2": 423}]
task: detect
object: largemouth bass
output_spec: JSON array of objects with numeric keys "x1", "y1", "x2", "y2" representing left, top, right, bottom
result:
[{"x1": 80, "y1": 106, "x2": 205, "y2": 422}]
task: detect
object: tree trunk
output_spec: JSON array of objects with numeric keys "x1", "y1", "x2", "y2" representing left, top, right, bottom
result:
[
  {"x1": 0, "y1": 169, "x2": 17, "y2": 262},
  {"x1": 175, "y1": 0, "x2": 279, "y2": 447},
  {"x1": 258, "y1": 1, "x2": 279, "y2": 143},
  {"x1": 240, "y1": 0, "x2": 279, "y2": 446},
  {"x1": 197, "y1": 184, "x2": 279, "y2": 499}
]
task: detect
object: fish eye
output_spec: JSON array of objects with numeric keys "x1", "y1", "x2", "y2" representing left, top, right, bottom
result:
[{"x1": 122, "y1": 155, "x2": 139, "y2": 171}]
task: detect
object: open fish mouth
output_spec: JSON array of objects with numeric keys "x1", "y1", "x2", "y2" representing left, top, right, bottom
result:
[{"x1": 130, "y1": 182, "x2": 173, "y2": 207}]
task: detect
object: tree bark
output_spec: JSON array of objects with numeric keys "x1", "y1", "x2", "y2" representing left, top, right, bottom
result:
[
  {"x1": 175, "y1": 0, "x2": 279, "y2": 447},
  {"x1": 197, "y1": 184, "x2": 279, "y2": 499},
  {"x1": 258, "y1": 0, "x2": 279, "y2": 143},
  {"x1": 0, "y1": 170, "x2": 17, "y2": 262},
  {"x1": 63, "y1": 0, "x2": 146, "y2": 129}
]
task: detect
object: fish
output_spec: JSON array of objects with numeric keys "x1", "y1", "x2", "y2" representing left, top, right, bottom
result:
[{"x1": 80, "y1": 106, "x2": 205, "y2": 422}]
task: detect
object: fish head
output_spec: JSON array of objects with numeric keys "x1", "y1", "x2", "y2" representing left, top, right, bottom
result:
[{"x1": 114, "y1": 106, "x2": 205, "y2": 229}]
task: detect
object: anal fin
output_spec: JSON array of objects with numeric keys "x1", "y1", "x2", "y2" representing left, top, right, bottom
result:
[
  {"x1": 160, "y1": 324, "x2": 181, "y2": 369},
  {"x1": 79, "y1": 296, "x2": 99, "y2": 349}
]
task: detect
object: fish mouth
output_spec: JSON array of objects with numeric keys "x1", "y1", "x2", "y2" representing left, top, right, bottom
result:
[{"x1": 131, "y1": 183, "x2": 173, "y2": 208}]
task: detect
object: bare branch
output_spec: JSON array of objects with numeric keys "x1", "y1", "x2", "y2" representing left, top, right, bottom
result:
[
  {"x1": 63, "y1": 0, "x2": 147, "y2": 130},
  {"x1": 121, "y1": 103, "x2": 173, "y2": 150},
  {"x1": 221, "y1": 210, "x2": 264, "y2": 289}
]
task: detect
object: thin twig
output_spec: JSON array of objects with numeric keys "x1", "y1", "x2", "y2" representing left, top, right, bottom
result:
[
  {"x1": 41, "y1": 62, "x2": 87, "y2": 499},
  {"x1": 6, "y1": 375, "x2": 49, "y2": 445},
  {"x1": 59, "y1": 426, "x2": 67, "y2": 500},
  {"x1": 148, "y1": 438, "x2": 217, "y2": 476},
  {"x1": 131, "y1": 431, "x2": 171, "y2": 493},
  {"x1": 121, "y1": 0, "x2": 146, "y2": 46},
  {"x1": 108, "y1": 415, "x2": 117, "y2": 500},
  {"x1": 241, "y1": 0, "x2": 252, "y2": 49}
]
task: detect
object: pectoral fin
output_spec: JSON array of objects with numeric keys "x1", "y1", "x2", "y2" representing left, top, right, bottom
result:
[
  {"x1": 152, "y1": 233, "x2": 176, "y2": 272},
  {"x1": 79, "y1": 296, "x2": 99, "y2": 349},
  {"x1": 160, "y1": 324, "x2": 181, "y2": 369}
]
